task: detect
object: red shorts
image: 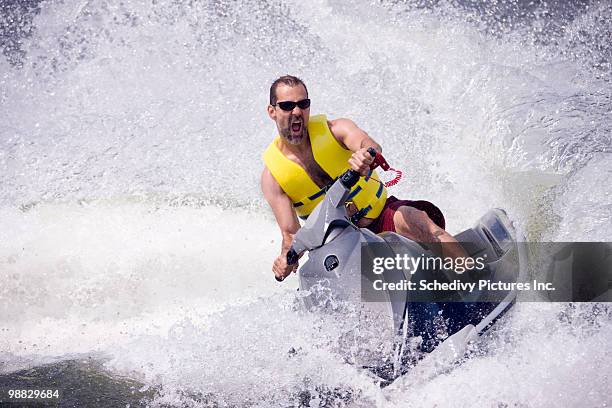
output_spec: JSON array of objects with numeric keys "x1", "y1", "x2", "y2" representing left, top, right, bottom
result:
[{"x1": 366, "y1": 196, "x2": 446, "y2": 234}]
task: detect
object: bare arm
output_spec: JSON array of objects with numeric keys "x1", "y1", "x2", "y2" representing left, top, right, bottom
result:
[
  {"x1": 329, "y1": 118, "x2": 382, "y2": 175},
  {"x1": 328, "y1": 118, "x2": 382, "y2": 153},
  {"x1": 261, "y1": 167, "x2": 300, "y2": 280}
]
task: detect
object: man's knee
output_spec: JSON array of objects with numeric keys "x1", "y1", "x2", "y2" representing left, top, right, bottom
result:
[{"x1": 393, "y1": 206, "x2": 436, "y2": 238}]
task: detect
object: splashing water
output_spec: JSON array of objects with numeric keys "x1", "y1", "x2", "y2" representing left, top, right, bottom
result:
[{"x1": 1, "y1": 0, "x2": 611, "y2": 406}]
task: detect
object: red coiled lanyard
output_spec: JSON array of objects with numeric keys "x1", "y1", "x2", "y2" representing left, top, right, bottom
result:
[{"x1": 369, "y1": 149, "x2": 403, "y2": 187}]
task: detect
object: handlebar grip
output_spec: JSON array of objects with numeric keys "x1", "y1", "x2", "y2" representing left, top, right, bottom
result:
[
  {"x1": 340, "y1": 170, "x2": 360, "y2": 189},
  {"x1": 367, "y1": 147, "x2": 377, "y2": 157},
  {"x1": 286, "y1": 248, "x2": 299, "y2": 265}
]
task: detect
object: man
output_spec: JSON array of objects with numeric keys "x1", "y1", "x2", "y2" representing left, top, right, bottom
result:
[{"x1": 261, "y1": 75, "x2": 467, "y2": 281}]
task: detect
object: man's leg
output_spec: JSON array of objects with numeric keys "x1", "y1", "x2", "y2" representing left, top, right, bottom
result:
[{"x1": 392, "y1": 205, "x2": 468, "y2": 260}]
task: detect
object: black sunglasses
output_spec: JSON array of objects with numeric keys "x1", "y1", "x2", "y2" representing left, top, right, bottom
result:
[{"x1": 273, "y1": 98, "x2": 311, "y2": 112}]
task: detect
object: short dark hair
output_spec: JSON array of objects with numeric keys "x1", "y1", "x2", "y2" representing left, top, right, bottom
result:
[{"x1": 269, "y1": 75, "x2": 308, "y2": 105}]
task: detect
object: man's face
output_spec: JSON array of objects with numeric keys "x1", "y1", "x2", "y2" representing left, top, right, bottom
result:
[{"x1": 267, "y1": 84, "x2": 310, "y2": 145}]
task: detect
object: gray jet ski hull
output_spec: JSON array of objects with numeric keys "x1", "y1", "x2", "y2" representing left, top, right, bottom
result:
[{"x1": 297, "y1": 208, "x2": 524, "y2": 379}]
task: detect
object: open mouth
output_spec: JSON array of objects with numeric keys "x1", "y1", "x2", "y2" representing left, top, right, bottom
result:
[{"x1": 291, "y1": 121, "x2": 302, "y2": 133}]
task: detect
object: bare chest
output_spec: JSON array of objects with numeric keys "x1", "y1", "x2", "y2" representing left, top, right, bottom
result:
[{"x1": 288, "y1": 150, "x2": 334, "y2": 189}]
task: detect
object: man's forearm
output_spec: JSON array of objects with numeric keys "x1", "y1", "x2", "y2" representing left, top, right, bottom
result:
[
  {"x1": 360, "y1": 139, "x2": 382, "y2": 153},
  {"x1": 280, "y1": 230, "x2": 296, "y2": 254}
]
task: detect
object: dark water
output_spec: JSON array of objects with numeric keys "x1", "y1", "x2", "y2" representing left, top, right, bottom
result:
[
  {"x1": 0, "y1": 0, "x2": 41, "y2": 66},
  {"x1": 2, "y1": 0, "x2": 609, "y2": 70},
  {"x1": 0, "y1": 358, "x2": 155, "y2": 407}
]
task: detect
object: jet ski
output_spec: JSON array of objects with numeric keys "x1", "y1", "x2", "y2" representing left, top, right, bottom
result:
[{"x1": 284, "y1": 151, "x2": 526, "y2": 381}]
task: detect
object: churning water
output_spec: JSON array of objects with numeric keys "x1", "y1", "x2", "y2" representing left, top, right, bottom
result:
[{"x1": 1, "y1": 0, "x2": 611, "y2": 406}]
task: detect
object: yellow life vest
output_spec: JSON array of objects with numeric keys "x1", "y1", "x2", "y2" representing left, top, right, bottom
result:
[{"x1": 262, "y1": 114, "x2": 387, "y2": 220}]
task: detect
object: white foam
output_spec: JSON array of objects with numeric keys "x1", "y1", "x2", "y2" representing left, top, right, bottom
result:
[{"x1": 0, "y1": 203, "x2": 292, "y2": 359}]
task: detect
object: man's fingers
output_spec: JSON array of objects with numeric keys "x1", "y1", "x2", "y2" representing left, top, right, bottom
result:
[
  {"x1": 357, "y1": 150, "x2": 368, "y2": 160},
  {"x1": 357, "y1": 149, "x2": 372, "y2": 162},
  {"x1": 349, "y1": 156, "x2": 369, "y2": 174},
  {"x1": 272, "y1": 256, "x2": 297, "y2": 281},
  {"x1": 273, "y1": 266, "x2": 285, "y2": 281}
]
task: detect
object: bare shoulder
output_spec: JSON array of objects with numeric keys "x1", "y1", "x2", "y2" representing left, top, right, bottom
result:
[
  {"x1": 261, "y1": 166, "x2": 283, "y2": 196},
  {"x1": 261, "y1": 166, "x2": 277, "y2": 189},
  {"x1": 328, "y1": 117, "x2": 358, "y2": 135},
  {"x1": 328, "y1": 118, "x2": 359, "y2": 148}
]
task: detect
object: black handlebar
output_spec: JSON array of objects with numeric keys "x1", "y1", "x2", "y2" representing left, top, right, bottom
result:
[
  {"x1": 286, "y1": 248, "x2": 299, "y2": 265},
  {"x1": 339, "y1": 170, "x2": 360, "y2": 189}
]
